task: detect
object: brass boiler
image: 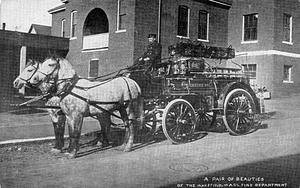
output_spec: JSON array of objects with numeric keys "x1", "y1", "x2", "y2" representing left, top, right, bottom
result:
[{"x1": 172, "y1": 58, "x2": 188, "y2": 75}]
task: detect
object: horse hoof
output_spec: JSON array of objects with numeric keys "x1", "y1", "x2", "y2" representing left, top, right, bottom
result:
[
  {"x1": 123, "y1": 147, "x2": 133, "y2": 152},
  {"x1": 146, "y1": 134, "x2": 155, "y2": 142},
  {"x1": 101, "y1": 140, "x2": 110, "y2": 148},
  {"x1": 50, "y1": 148, "x2": 62, "y2": 154},
  {"x1": 115, "y1": 145, "x2": 125, "y2": 151},
  {"x1": 89, "y1": 139, "x2": 101, "y2": 146},
  {"x1": 67, "y1": 153, "x2": 77, "y2": 159},
  {"x1": 64, "y1": 152, "x2": 77, "y2": 159}
]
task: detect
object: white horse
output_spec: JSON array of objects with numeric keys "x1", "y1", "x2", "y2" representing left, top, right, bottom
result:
[
  {"x1": 29, "y1": 57, "x2": 142, "y2": 159},
  {"x1": 13, "y1": 60, "x2": 66, "y2": 153}
]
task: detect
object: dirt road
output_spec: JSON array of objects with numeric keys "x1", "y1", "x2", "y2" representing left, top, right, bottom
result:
[{"x1": 0, "y1": 96, "x2": 300, "y2": 188}]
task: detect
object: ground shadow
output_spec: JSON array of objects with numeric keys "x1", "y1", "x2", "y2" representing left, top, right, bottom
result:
[{"x1": 73, "y1": 127, "x2": 169, "y2": 158}]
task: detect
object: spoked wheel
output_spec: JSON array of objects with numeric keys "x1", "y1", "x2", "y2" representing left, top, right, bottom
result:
[
  {"x1": 194, "y1": 95, "x2": 216, "y2": 131},
  {"x1": 142, "y1": 109, "x2": 157, "y2": 133},
  {"x1": 162, "y1": 99, "x2": 196, "y2": 144},
  {"x1": 223, "y1": 88, "x2": 258, "y2": 135}
]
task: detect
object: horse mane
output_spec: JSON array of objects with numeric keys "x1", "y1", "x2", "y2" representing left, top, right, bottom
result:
[
  {"x1": 56, "y1": 58, "x2": 77, "y2": 79},
  {"x1": 42, "y1": 56, "x2": 77, "y2": 79}
]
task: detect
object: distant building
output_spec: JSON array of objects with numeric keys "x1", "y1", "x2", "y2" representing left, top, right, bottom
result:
[
  {"x1": 49, "y1": 0, "x2": 233, "y2": 78},
  {"x1": 229, "y1": 0, "x2": 300, "y2": 97},
  {"x1": 28, "y1": 24, "x2": 51, "y2": 35},
  {"x1": 0, "y1": 0, "x2": 62, "y2": 32}
]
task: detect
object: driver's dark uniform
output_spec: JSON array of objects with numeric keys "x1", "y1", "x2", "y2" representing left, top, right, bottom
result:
[{"x1": 138, "y1": 41, "x2": 162, "y2": 68}]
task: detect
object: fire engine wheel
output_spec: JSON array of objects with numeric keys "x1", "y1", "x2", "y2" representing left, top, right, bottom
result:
[
  {"x1": 162, "y1": 99, "x2": 196, "y2": 144},
  {"x1": 223, "y1": 88, "x2": 258, "y2": 136},
  {"x1": 194, "y1": 95, "x2": 216, "y2": 131},
  {"x1": 142, "y1": 107, "x2": 163, "y2": 135}
]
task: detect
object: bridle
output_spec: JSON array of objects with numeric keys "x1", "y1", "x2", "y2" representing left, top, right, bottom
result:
[
  {"x1": 18, "y1": 63, "x2": 40, "y2": 84},
  {"x1": 34, "y1": 59, "x2": 61, "y2": 87},
  {"x1": 34, "y1": 58, "x2": 79, "y2": 96}
]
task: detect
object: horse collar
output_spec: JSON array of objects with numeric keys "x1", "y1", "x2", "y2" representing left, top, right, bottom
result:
[{"x1": 56, "y1": 74, "x2": 79, "y2": 98}]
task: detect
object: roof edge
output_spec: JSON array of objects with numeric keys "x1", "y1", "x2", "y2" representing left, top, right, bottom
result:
[
  {"x1": 208, "y1": 0, "x2": 232, "y2": 7},
  {"x1": 48, "y1": 5, "x2": 66, "y2": 14}
]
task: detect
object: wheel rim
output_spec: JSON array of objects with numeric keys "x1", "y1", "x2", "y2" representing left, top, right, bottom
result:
[
  {"x1": 162, "y1": 99, "x2": 196, "y2": 144},
  {"x1": 224, "y1": 89, "x2": 257, "y2": 135}
]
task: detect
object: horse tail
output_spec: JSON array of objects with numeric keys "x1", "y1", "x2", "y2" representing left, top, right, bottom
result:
[{"x1": 122, "y1": 77, "x2": 141, "y2": 99}]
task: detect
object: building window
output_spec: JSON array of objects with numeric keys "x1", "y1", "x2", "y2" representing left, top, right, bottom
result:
[
  {"x1": 243, "y1": 13, "x2": 258, "y2": 42},
  {"x1": 70, "y1": 10, "x2": 77, "y2": 38},
  {"x1": 61, "y1": 19, "x2": 66, "y2": 37},
  {"x1": 89, "y1": 59, "x2": 99, "y2": 77},
  {"x1": 198, "y1": 11, "x2": 209, "y2": 41},
  {"x1": 283, "y1": 65, "x2": 292, "y2": 82},
  {"x1": 283, "y1": 14, "x2": 292, "y2": 44},
  {"x1": 117, "y1": 0, "x2": 126, "y2": 31},
  {"x1": 83, "y1": 8, "x2": 109, "y2": 50},
  {"x1": 177, "y1": 5, "x2": 189, "y2": 37},
  {"x1": 242, "y1": 64, "x2": 256, "y2": 78}
]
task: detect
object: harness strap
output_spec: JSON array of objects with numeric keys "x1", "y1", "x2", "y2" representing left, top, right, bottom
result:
[
  {"x1": 122, "y1": 77, "x2": 133, "y2": 101},
  {"x1": 69, "y1": 92, "x2": 125, "y2": 120},
  {"x1": 56, "y1": 75, "x2": 136, "y2": 123},
  {"x1": 74, "y1": 77, "x2": 115, "y2": 91},
  {"x1": 69, "y1": 92, "x2": 122, "y2": 105}
]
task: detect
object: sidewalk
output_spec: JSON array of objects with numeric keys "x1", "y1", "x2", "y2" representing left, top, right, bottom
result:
[{"x1": 0, "y1": 96, "x2": 280, "y2": 144}]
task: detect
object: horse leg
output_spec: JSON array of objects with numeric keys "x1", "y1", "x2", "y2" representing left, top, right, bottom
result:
[
  {"x1": 116, "y1": 107, "x2": 130, "y2": 151},
  {"x1": 56, "y1": 111, "x2": 66, "y2": 150},
  {"x1": 121, "y1": 103, "x2": 137, "y2": 152},
  {"x1": 124, "y1": 99, "x2": 141, "y2": 152},
  {"x1": 65, "y1": 114, "x2": 83, "y2": 159},
  {"x1": 93, "y1": 113, "x2": 110, "y2": 147},
  {"x1": 124, "y1": 122, "x2": 134, "y2": 152},
  {"x1": 49, "y1": 110, "x2": 66, "y2": 154},
  {"x1": 101, "y1": 113, "x2": 111, "y2": 147}
]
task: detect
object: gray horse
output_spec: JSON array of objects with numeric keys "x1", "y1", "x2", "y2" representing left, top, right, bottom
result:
[
  {"x1": 29, "y1": 57, "x2": 142, "y2": 159},
  {"x1": 13, "y1": 60, "x2": 66, "y2": 153}
]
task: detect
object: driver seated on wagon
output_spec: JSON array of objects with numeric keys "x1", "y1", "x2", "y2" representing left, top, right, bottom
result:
[
  {"x1": 129, "y1": 34, "x2": 162, "y2": 96},
  {"x1": 135, "y1": 34, "x2": 162, "y2": 70}
]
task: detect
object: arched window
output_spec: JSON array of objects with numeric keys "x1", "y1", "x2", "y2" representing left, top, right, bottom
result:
[
  {"x1": 83, "y1": 8, "x2": 109, "y2": 50},
  {"x1": 83, "y1": 8, "x2": 109, "y2": 36}
]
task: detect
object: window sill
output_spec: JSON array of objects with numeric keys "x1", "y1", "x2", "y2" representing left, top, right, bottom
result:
[
  {"x1": 283, "y1": 80, "x2": 294, "y2": 84},
  {"x1": 241, "y1": 40, "x2": 258, "y2": 44},
  {"x1": 176, "y1": 35, "x2": 190, "y2": 39},
  {"x1": 82, "y1": 48, "x2": 108, "y2": 53},
  {"x1": 69, "y1": 37, "x2": 77, "y2": 40},
  {"x1": 115, "y1": 29, "x2": 126, "y2": 33},
  {"x1": 197, "y1": 39, "x2": 209, "y2": 43},
  {"x1": 282, "y1": 41, "x2": 293, "y2": 45}
]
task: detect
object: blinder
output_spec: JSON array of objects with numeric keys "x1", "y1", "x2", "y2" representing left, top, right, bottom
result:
[
  {"x1": 35, "y1": 58, "x2": 60, "y2": 87},
  {"x1": 18, "y1": 63, "x2": 40, "y2": 83}
]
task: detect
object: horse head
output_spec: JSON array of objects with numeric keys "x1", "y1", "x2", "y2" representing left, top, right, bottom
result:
[
  {"x1": 13, "y1": 59, "x2": 41, "y2": 89},
  {"x1": 30, "y1": 57, "x2": 77, "y2": 94}
]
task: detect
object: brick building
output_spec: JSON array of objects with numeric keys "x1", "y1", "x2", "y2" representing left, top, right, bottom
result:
[
  {"x1": 48, "y1": 0, "x2": 233, "y2": 78},
  {"x1": 228, "y1": 0, "x2": 300, "y2": 98}
]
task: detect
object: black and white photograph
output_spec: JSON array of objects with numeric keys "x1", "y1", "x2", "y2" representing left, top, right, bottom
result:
[{"x1": 0, "y1": 0, "x2": 299, "y2": 187}]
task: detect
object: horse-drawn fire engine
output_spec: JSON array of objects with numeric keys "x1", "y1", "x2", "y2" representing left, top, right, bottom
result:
[
  {"x1": 129, "y1": 41, "x2": 260, "y2": 144},
  {"x1": 13, "y1": 41, "x2": 261, "y2": 158}
]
